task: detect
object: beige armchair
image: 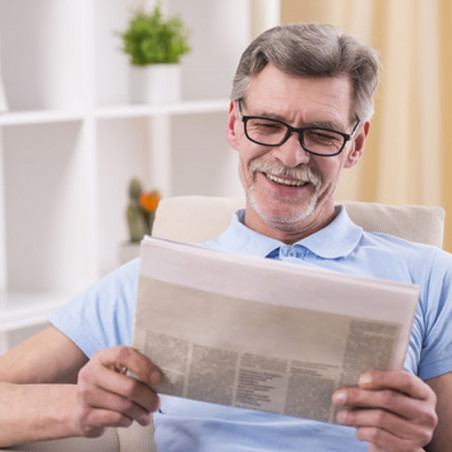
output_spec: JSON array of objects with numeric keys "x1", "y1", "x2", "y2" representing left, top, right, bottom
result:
[
  {"x1": 152, "y1": 197, "x2": 445, "y2": 248},
  {"x1": 4, "y1": 197, "x2": 445, "y2": 451}
]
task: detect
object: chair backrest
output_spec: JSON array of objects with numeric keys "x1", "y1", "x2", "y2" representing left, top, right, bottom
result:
[{"x1": 153, "y1": 196, "x2": 445, "y2": 248}]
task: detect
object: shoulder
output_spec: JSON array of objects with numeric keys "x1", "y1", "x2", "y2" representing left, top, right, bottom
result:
[
  {"x1": 72, "y1": 258, "x2": 141, "y2": 305},
  {"x1": 49, "y1": 258, "x2": 141, "y2": 357},
  {"x1": 361, "y1": 230, "x2": 446, "y2": 264},
  {"x1": 342, "y1": 228, "x2": 452, "y2": 287}
]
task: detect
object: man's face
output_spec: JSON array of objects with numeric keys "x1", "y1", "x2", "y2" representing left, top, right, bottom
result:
[{"x1": 226, "y1": 64, "x2": 368, "y2": 243}]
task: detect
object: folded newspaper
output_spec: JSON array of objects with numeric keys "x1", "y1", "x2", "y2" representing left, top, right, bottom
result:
[{"x1": 132, "y1": 236, "x2": 419, "y2": 423}]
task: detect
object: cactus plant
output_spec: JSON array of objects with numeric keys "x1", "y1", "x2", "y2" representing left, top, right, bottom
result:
[{"x1": 129, "y1": 177, "x2": 142, "y2": 200}]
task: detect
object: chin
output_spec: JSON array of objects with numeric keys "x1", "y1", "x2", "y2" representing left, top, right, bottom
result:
[{"x1": 249, "y1": 188, "x2": 318, "y2": 228}]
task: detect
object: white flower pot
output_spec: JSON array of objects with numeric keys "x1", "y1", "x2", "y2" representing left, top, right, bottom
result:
[{"x1": 130, "y1": 64, "x2": 181, "y2": 104}]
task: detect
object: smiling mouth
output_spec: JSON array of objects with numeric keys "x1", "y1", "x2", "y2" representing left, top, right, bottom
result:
[{"x1": 265, "y1": 173, "x2": 308, "y2": 187}]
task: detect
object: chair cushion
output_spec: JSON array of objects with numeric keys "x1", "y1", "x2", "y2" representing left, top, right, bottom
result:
[{"x1": 153, "y1": 196, "x2": 445, "y2": 248}]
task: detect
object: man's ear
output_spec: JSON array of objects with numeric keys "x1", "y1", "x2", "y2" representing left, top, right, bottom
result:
[
  {"x1": 226, "y1": 101, "x2": 240, "y2": 150},
  {"x1": 344, "y1": 121, "x2": 370, "y2": 169}
]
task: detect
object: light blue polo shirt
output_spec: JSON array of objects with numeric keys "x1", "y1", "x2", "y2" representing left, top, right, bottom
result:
[{"x1": 50, "y1": 205, "x2": 452, "y2": 452}]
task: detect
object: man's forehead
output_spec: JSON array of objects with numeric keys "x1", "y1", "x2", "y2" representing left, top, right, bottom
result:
[
  {"x1": 247, "y1": 65, "x2": 353, "y2": 96},
  {"x1": 245, "y1": 66, "x2": 354, "y2": 125}
]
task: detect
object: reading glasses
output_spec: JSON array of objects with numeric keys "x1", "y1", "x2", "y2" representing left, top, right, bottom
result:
[{"x1": 237, "y1": 100, "x2": 360, "y2": 157}]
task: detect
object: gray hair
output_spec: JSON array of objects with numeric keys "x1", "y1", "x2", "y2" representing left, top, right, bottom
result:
[{"x1": 231, "y1": 23, "x2": 380, "y2": 122}]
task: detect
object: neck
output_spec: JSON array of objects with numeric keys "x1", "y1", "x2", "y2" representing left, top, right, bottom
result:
[{"x1": 243, "y1": 204, "x2": 338, "y2": 245}]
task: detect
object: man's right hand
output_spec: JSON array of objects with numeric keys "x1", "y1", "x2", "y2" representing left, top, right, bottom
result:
[
  {"x1": 71, "y1": 346, "x2": 162, "y2": 438},
  {"x1": 0, "y1": 327, "x2": 163, "y2": 447}
]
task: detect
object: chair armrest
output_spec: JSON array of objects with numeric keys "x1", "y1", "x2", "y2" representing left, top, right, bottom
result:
[
  {"x1": 1, "y1": 423, "x2": 156, "y2": 452},
  {"x1": 1, "y1": 428, "x2": 119, "y2": 452}
]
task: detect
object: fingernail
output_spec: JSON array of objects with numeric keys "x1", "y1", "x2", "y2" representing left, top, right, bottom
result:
[
  {"x1": 138, "y1": 413, "x2": 152, "y2": 426},
  {"x1": 336, "y1": 410, "x2": 347, "y2": 424},
  {"x1": 332, "y1": 390, "x2": 346, "y2": 405},
  {"x1": 358, "y1": 373, "x2": 372, "y2": 387},
  {"x1": 150, "y1": 370, "x2": 161, "y2": 385}
]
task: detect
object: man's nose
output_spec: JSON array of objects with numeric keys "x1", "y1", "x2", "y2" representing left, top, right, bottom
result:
[{"x1": 271, "y1": 132, "x2": 310, "y2": 168}]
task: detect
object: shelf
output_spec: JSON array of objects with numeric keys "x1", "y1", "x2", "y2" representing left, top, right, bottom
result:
[
  {"x1": 0, "y1": 99, "x2": 231, "y2": 126},
  {"x1": 0, "y1": 110, "x2": 85, "y2": 127},
  {"x1": 96, "y1": 98, "x2": 230, "y2": 119},
  {"x1": 0, "y1": 0, "x2": 250, "y2": 344},
  {"x1": 0, "y1": 292, "x2": 70, "y2": 332}
]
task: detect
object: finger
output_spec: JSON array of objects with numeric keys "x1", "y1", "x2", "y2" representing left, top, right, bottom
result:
[
  {"x1": 78, "y1": 382, "x2": 155, "y2": 426},
  {"x1": 356, "y1": 425, "x2": 429, "y2": 452},
  {"x1": 358, "y1": 371, "x2": 435, "y2": 402},
  {"x1": 76, "y1": 405, "x2": 135, "y2": 436},
  {"x1": 93, "y1": 346, "x2": 162, "y2": 386},
  {"x1": 333, "y1": 386, "x2": 433, "y2": 421},
  {"x1": 78, "y1": 358, "x2": 160, "y2": 416},
  {"x1": 337, "y1": 406, "x2": 432, "y2": 441},
  {"x1": 91, "y1": 363, "x2": 159, "y2": 411}
]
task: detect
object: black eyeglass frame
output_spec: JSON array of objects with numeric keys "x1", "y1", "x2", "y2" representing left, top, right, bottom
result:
[{"x1": 236, "y1": 100, "x2": 360, "y2": 157}]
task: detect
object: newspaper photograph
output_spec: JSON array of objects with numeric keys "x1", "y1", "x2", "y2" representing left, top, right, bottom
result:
[{"x1": 132, "y1": 236, "x2": 419, "y2": 424}]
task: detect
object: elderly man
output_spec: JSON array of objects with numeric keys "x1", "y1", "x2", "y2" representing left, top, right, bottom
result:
[{"x1": 0, "y1": 23, "x2": 450, "y2": 452}]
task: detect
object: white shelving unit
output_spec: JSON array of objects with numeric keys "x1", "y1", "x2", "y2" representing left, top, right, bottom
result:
[{"x1": 0, "y1": 0, "x2": 250, "y2": 352}]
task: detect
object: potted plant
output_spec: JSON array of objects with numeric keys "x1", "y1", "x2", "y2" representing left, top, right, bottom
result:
[
  {"x1": 126, "y1": 178, "x2": 161, "y2": 243},
  {"x1": 118, "y1": 4, "x2": 191, "y2": 104},
  {"x1": 119, "y1": 178, "x2": 161, "y2": 264}
]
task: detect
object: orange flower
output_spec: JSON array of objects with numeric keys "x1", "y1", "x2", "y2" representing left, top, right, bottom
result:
[{"x1": 139, "y1": 190, "x2": 161, "y2": 212}]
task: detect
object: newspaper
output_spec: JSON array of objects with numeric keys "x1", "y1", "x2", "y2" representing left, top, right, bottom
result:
[{"x1": 132, "y1": 236, "x2": 419, "y2": 423}]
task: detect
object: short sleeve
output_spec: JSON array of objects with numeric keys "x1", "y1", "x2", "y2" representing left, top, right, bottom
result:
[
  {"x1": 417, "y1": 248, "x2": 452, "y2": 380},
  {"x1": 49, "y1": 258, "x2": 140, "y2": 358}
]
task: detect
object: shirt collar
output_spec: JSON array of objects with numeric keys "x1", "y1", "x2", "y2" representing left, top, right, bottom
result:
[
  {"x1": 215, "y1": 205, "x2": 363, "y2": 259},
  {"x1": 298, "y1": 205, "x2": 363, "y2": 258}
]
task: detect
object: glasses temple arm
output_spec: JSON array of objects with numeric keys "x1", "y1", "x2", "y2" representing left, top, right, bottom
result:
[{"x1": 350, "y1": 118, "x2": 361, "y2": 137}]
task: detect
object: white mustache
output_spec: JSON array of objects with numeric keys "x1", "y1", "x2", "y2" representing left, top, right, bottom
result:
[{"x1": 249, "y1": 160, "x2": 322, "y2": 190}]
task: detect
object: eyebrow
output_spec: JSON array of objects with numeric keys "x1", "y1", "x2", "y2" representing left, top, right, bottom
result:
[
  {"x1": 239, "y1": 101, "x2": 346, "y2": 132},
  {"x1": 307, "y1": 120, "x2": 345, "y2": 131},
  {"x1": 254, "y1": 113, "x2": 344, "y2": 132}
]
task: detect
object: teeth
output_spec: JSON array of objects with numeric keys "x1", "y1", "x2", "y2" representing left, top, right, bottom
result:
[{"x1": 266, "y1": 174, "x2": 306, "y2": 187}]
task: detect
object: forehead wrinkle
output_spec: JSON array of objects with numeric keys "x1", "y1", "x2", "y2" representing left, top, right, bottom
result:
[
  {"x1": 244, "y1": 69, "x2": 352, "y2": 131},
  {"x1": 307, "y1": 119, "x2": 345, "y2": 131},
  {"x1": 242, "y1": 102, "x2": 345, "y2": 131},
  {"x1": 243, "y1": 106, "x2": 286, "y2": 122}
]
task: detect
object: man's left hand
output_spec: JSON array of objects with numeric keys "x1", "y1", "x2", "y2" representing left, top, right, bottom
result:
[{"x1": 332, "y1": 370, "x2": 438, "y2": 452}]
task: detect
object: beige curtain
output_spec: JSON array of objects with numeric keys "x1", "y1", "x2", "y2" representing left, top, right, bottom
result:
[{"x1": 277, "y1": 0, "x2": 452, "y2": 252}]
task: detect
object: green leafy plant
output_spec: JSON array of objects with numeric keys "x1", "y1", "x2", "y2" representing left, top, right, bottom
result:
[{"x1": 119, "y1": 4, "x2": 191, "y2": 66}]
